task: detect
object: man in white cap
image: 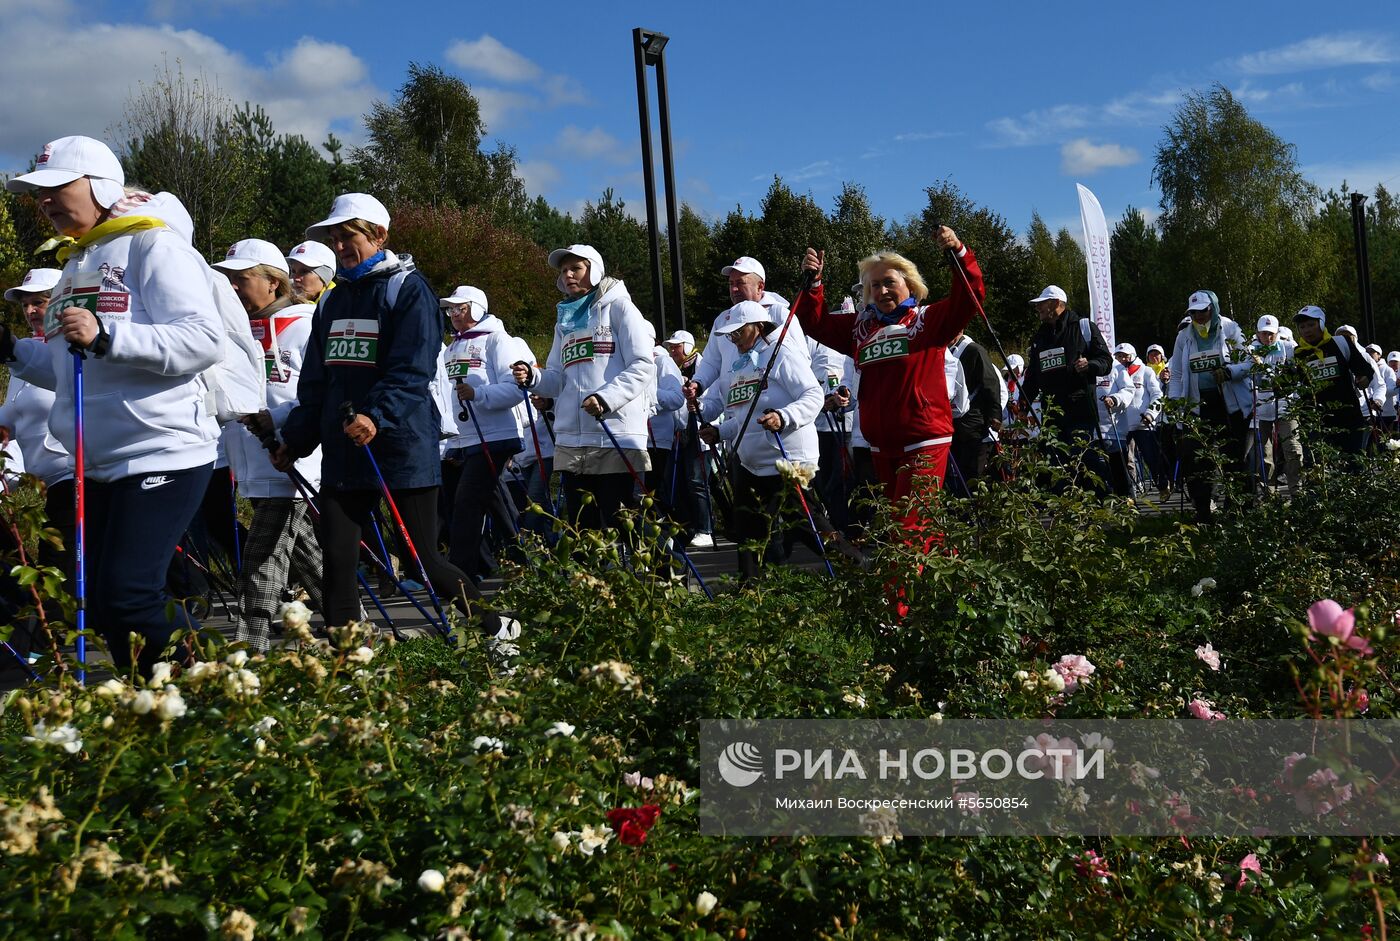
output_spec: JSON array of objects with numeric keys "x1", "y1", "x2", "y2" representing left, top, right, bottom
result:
[
  {"x1": 1243, "y1": 314, "x2": 1301, "y2": 494},
  {"x1": 659, "y1": 328, "x2": 713, "y2": 547},
  {"x1": 285, "y1": 240, "x2": 337, "y2": 302},
  {"x1": 1333, "y1": 324, "x2": 1386, "y2": 444},
  {"x1": 1290, "y1": 306, "x2": 1377, "y2": 455},
  {"x1": 684, "y1": 256, "x2": 806, "y2": 400},
  {"x1": 1019, "y1": 285, "x2": 1113, "y2": 487}
]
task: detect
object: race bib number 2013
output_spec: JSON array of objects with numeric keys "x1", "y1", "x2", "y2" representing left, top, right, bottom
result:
[{"x1": 325, "y1": 319, "x2": 379, "y2": 367}]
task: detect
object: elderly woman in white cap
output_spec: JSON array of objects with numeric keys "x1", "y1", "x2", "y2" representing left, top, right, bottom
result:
[
  {"x1": 213, "y1": 239, "x2": 325, "y2": 652},
  {"x1": 1100, "y1": 342, "x2": 1160, "y2": 496},
  {"x1": 696, "y1": 300, "x2": 829, "y2": 582},
  {"x1": 1243, "y1": 314, "x2": 1302, "y2": 493},
  {"x1": 511, "y1": 244, "x2": 655, "y2": 534},
  {"x1": 285, "y1": 240, "x2": 337, "y2": 303},
  {"x1": 275, "y1": 193, "x2": 500, "y2": 638},
  {"x1": 1, "y1": 135, "x2": 223, "y2": 675},
  {"x1": 439, "y1": 284, "x2": 533, "y2": 581}
]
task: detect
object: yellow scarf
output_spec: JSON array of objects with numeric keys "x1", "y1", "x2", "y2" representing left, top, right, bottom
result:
[
  {"x1": 40, "y1": 216, "x2": 167, "y2": 264},
  {"x1": 1294, "y1": 329, "x2": 1333, "y2": 364}
]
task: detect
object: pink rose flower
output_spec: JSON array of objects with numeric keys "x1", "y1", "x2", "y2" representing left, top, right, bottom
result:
[
  {"x1": 1308, "y1": 600, "x2": 1373, "y2": 655},
  {"x1": 1194, "y1": 643, "x2": 1222, "y2": 671},
  {"x1": 1188, "y1": 698, "x2": 1225, "y2": 721},
  {"x1": 1052, "y1": 654, "x2": 1096, "y2": 694},
  {"x1": 1236, "y1": 852, "x2": 1262, "y2": 889}
]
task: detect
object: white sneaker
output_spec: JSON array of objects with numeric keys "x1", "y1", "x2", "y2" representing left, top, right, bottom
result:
[
  {"x1": 494, "y1": 617, "x2": 522, "y2": 641},
  {"x1": 688, "y1": 533, "x2": 714, "y2": 549}
]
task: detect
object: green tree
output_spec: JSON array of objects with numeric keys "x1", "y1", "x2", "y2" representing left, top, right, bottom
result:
[
  {"x1": 753, "y1": 177, "x2": 828, "y2": 300},
  {"x1": 578, "y1": 189, "x2": 654, "y2": 320},
  {"x1": 700, "y1": 206, "x2": 761, "y2": 324},
  {"x1": 662, "y1": 203, "x2": 713, "y2": 333},
  {"x1": 525, "y1": 196, "x2": 579, "y2": 252},
  {"x1": 824, "y1": 182, "x2": 886, "y2": 309},
  {"x1": 1152, "y1": 83, "x2": 1336, "y2": 323},
  {"x1": 1053, "y1": 227, "x2": 1089, "y2": 315},
  {"x1": 1315, "y1": 184, "x2": 1400, "y2": 347},
  {"x1": 354, "y1": 63, "x2": 528, "y2": 227},
  {"x1": 1111, "y1": 206, "x2": 1174, "y2": 351},
  {"x1": 892, "y1": 180, "x2": 1036, "y2": 353}
]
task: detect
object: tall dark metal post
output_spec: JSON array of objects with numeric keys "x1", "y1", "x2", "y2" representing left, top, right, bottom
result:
[
  {"x1": 1350, "y1": 192, "x2": 1375, "y2": 341},
  {"x1": 654, "y1": 50, "x2": 686, "y2": 331},
  {"x1": 632, "y1": 27, "x2": 667, "y2": 338}
]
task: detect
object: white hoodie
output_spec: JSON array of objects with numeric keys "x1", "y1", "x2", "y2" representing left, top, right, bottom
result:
[
  {"x1": 692, "y1": 291, "x2": 807, "y2": 394},
  {"x1": 698, "y1": 334, "x2": 822, "y2": 475},
  {"x1": 1101, "y1": 358, "x2": 1161, "y2": 439},
  {"x1": 225, "y1": 301, "x2": 322, "y2": 498},
  {"x1": 1167, "y1": 318, "x2": 1251, "y2": 416},
  {"x1": 9, "y1": 196, "x2": 222, "y2": 481},
  {"x1": 649, "y1": 345, "x2": 686, "y2": 447},
  {"x1": 530, "y1": 279, "x2": 655, "y2": 452},
  {"x1": 445, "y1": 314, "x2": 532, "y2": 447},
  {"x1": 0, "y1": 376, "x2": 70, "y2": 485}
]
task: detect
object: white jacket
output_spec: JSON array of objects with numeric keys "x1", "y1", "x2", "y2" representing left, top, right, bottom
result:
[
  {"x1": 530, "y1": 279, "x2": 655, "y2": 452},
  {"x1": 1097, "y1": 362, "x2": 1140, "y2": 446},
  {"x1": 698, "y1": 334, "x2": 822, "y2": 475},
  {"x1": 1245, "y1": 339, "x2": 1295, "y2": 423},
  {"x1": 1102, "y1": 359, "x2": 1160, "y2": 438},
  {"x1": 692, "y1": 292, "x2": 807, "y2": 394},
  {"x1": 445, "y1": 315, "x2": 532, "y2": 447},
  {"x1": 226, "y1": 302, "x2": 322, "y2": 499},
  {"x1": 649, "y1": 346, "x2": 686, "y2": 446},
  {"x1": 0, "y1": 374, "x2": 70, "y2": 485},
  {"x1": 1167, "y1": 318, "x2": 1252, "y2": 416},
  {"x1": 10, "y1": 222, "x2": 222, "y2": 481},
  {"x1": 1378, "y1": 360, "x2": 1398, "y2": 419}
]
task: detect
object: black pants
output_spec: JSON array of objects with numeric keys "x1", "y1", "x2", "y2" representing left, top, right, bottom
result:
[
  {"x1": 1179, "y1": 391, "x2": 1248, "y2": 522},
  {"x1": 733, "y1": 467, "x2": 831, "y2": 583},
  {"x1": 561, "y1": 472, "x2": 635, "y2": 532},
  {"x1": 169, "y1": 467, "x2": 246, "y2": 597},
  {"x1": 319, "y1": 486, "x2": 493, "y2": 632},
  {"x1": 948, "y1": 428, "x2": 990, "y2": 497},
  {"x1": 448, "y1": 442, "x2": 521, "y2": 581},
  {"x1": 816, "y1": 428, "x2": 852, "y2": 533}
]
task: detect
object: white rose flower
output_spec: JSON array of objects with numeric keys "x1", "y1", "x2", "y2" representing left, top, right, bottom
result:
[
  {"x1": 226, "y1": 650, "x2": 249, "y2": 668},
  {"x1": 148, "y1": 661, "x2": 175, "y2": 688},
  {"x1": 156, "y1": 689, "x2": 188, "y2": 721},
  {"x1": 471, "y1": 736, "x2": 505, "y2": 753},
  {"x1": 279, "y1": 600, "x2": 313, "y2": 630},
  {"x1": 1042, "y1": 668, "x2": 1066, "y2": 692},
  {"x1": 95, "y1": 678, "x2": 125, "y2": 700},
  {"x1": 550, "y1": 830, "x2": 572, "y2": 853},
  {"x1": 254, "y1": 738, "x2": 267, "y2": 755},
  {"x1": 695, "y1": 890, "x2": 718, "y2": 916},
  {"x1": 251, "y1": 716, "x2": 278, "y2": 736},
  {"x1": 130, "y1": 690, "x2": 157, "y2": 715},
  {"x1": 101, "y1": 715, "x2": 114, "y2": 730},
  {"x1": 417, "y1": 869, "x2": 445, "y2": 893},
  {"x1": 23, "y1": 720, "x2": 82, "y2": 753},
  {"x1": 346, "y1": 646, "x2": 375, "y2": 665},
  {"x1": 545, "y1": 721, "x2": 576, "y2": 738}
]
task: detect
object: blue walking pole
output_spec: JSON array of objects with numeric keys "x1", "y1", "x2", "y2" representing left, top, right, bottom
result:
[
  {"x1": 594, "y1": 415, "x2": 712, "y2": 599},
  {"x1": 340, "y1": 402, "x2": 454, "y2": 637},
  {"x1": 228, "y1": 468, "x2": 242, "y2": 575},
  {"x1": 519, "y1": 387, "x2": 556, "y2": 514},
  {"x1": 70, "y1": 347, "x2": 87, "y2": 685},
  {"x1": 461, "y1": 397, "x2": 520, "y2": 537},
  {"x1": 668, "y1": 429, "x2": 683, "y2": 508},
  {"x1": 767, "y1": 426, "x2": 836, "y2": 580}
]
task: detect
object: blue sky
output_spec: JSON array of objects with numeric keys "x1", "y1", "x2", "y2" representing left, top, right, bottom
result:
[{"x1": 5, "y1": 0, "x2": 1400, "y2": 241}]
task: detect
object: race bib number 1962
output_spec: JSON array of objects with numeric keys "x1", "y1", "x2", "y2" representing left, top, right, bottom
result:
[
  {"x1": 325, "y1": 319, "x2": 379, "y2": 367},
  {"x1": 858, "y1": 334, "x2": 910, "y2": 367}
]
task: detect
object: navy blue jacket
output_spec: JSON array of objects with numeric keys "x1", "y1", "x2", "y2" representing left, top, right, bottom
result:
[{"x1": 282, "y1": 252, "x2": 444, "y2": 491}]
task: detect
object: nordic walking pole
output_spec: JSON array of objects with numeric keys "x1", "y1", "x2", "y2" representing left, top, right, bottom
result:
[
  {"x1": 340, "y1": 402, "x2": 453, "y2": 637},
  {"x1": 69, "y1": 344, "x2": 87, "y2": 685},
  {"x1": 767, "y1": 425, "x2": 837, "y2": 579},
  {"x1": 228, "y1": 467, "x2": 243, "y2": 575},
  {"x1": 519, "y1": 387, "x2": 556, "y2": 514},
  {"x1": 594, "y1": 415, "x2": 713, "y2": 599}
]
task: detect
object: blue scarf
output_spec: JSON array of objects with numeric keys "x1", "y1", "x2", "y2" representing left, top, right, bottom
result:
[
  {"x1": 337, "y1": 250, "x2": 387, "y2": 282},
  {"x1": 867, "y1": 297, "x2": 918, "y2": 326},
  {"x1": 557, "y1": 289, "x2": 598, "y2": 333}
]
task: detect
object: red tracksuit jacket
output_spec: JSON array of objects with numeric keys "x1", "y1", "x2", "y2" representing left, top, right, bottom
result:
[{"x1": 792, "y1": 249, "x2": 985, "y2": 455}]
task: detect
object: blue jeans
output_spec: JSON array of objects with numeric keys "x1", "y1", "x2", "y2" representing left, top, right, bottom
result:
[{"x1": 88, "y1": 463, "x2": 213, "y2": 675}]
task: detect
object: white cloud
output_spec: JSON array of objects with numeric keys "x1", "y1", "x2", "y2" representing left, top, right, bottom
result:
[
  {"x1": 987, "y1": 104, "x2": 1091, "y2": 146},
  {"x1": 988, "y1": 88, "x2": 1184, "y2": 148},
  {"x1": 1363, "y1": 70, "x2": 1396, "y2": 91},
  {"x1": 445, "y1": 34, "x2": 542, "y2": 84},
  {"x1": 1060, "y1": 139, "x2": 1140, "y2": 176},
  {"x1": 517, "y1": 159, "x2": 561, "y2": 197},
  {"x1": 1234, "y1": 33, "x2": 1394, "y2": 75},
  {"x1": 754, "y1": 161, "x2": 836, "y2": 184},
  {"x1": 0, "y1": 9, "x2": 380, "y2": 172},
  {"x1": 1303, "y1": 153, "x2": 1400, "y2": 198},
  {"x1": 556, "y1": 125, "x2": 632, "y2": 164},
  {"x1": 893, "y1": 131, "x2": 962, "y2": 142}
]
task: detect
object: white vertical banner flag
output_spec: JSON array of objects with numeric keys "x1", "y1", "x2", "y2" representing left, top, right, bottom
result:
[{"x1": 1077, "y1": 183, "x2": 1114, "y2": 389}]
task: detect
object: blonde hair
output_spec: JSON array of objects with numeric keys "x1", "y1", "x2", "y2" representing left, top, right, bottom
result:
[
  {"x1": 247, "y1": 264, "x2": 292, "y2": 299},
  {"x1": 858, "y1": 252, "x2": 927, "y2": 309},
  {"x1": 341, "y1": 218, "x2": 388, "y2": 243}
]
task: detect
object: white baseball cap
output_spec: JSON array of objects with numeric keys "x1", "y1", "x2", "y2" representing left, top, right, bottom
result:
[
  {"x1": 305, "y1": 193, "x2": 391, "y2": 240},
  {"x1": 6, "y1": 137, "x2": 125, "y2": 209},
  {"x1": 1114, "y1": 342, "x2": 1137, "y2": 358},
  {"x1": 664, "y1": 330, "x2": 695, "y2": 351},
  {"x1": 1365, "y1": 342, "x2": 1382, "y2": 355},
  {"x1": 1293, "y1": 305, "x2": 1326, "y2": 327},
  {"x1": 1387, "y1": 350, "x2": 1400, "y2": 363},
  {"x1": 1336, "y1": 323, "x2": 1358, "y2": 337},
  {"x1": 1257, "y1": 315, "x2": 1280, "y2": 332},
  {"x1": 1005, "y1": 353, "x2": 1025, "y2": 371},
  {"x1": 1030, "y1": 285, "x2": 1067, "y2": 305},
  {"x1": 548, "y1": 244, "x2": 606, "y2": 292},
  {"x1": 1277, "y1": 326, "x2": 1294, "y2": 342},
  {"x1": 1186, "y1": 291, "x2": 1213, "y2": 312},
  {"x1": 4, "y1": 268, "x2": 62, "y2": 302},
  {"x1": 286, "y1": 240, "x2": 336, "y2": 271},
  {"x1": 721, "y1": 257, "x2": 766, "y2": 282},
  {"x1": 440, "y1": 285, "x2": 488, "y2": 313},
  {"x1": 213, "y1": 239, "x2": 290, "y2": 274},
  {"x1": 713, "y1": 300, "x2": 771, "y2": 335},
  {"x1": 1146, "y1": 344, "x2": 1165, "y2": 357}
]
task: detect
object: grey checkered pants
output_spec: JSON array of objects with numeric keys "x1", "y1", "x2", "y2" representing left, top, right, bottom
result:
[{"x1": 236, "y1": 498, "x2": 324, "y2": 652}]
